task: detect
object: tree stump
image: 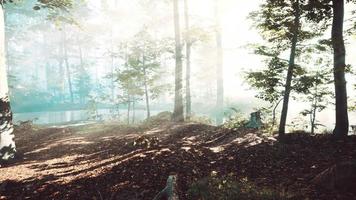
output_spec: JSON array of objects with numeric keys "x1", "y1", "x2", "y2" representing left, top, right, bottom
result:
[
  {"x1": 245, "y1": 111, "x2": 263, "y2": 129},
  {"x1": 153, "y1": 175, "x2": 179, "y2": 200}
]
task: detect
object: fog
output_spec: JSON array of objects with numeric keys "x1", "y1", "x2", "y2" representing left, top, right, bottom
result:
[{"x1": 4, "y1": 0, "x2": 356, "y2": 131}]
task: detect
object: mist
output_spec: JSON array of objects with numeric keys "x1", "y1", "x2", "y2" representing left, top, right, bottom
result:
[{"x1": 3, "y1": 0, "x2": 356, "y2": 131}]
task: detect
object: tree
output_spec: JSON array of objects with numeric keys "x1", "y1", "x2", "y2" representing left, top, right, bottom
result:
[
  {"x1": 304, "y1": 0, "x2": 356, "y2": 136},
  {"x1": 172, "y1": 0, "x2": 184, "y2": 122},
  {"x1": 0, "y1": 0, "x2": 73, "y2": 161},
  {"x1": 245, "y1": 48, "x2": 309, "y2": 132},
  {"x1": 278, "y1": 0, "x2": 300, "y2": 138},
  {"x1": 183, "y1": 0, "x2": 191, "y2": 121},
  {"x1": 250, "y1": 0, "x2": 323, "y2": 138},
  {"x1": 116, "y1": 30, "x2": 169, "y2": 120},
  {"x1": 62, "y1": 25, "x2": 74, "y2": 103},
  {"x1": 215, "y1": 0, "x2": 224, "y2": 125},
  {"x1": 0, "y1": 3, "x2": 15, "y2": 161},
  {"x1": 330, "y1": 0, "x2": 348, "y2": 136}
]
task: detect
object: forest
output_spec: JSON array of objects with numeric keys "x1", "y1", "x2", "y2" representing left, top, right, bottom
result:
[{"x1": 0, "y1": 0, "x2": 356, "y2": 199}]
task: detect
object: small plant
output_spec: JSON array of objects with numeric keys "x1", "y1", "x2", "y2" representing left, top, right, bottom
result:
[
  {"x1": 187, "y1": 175, "x2": 287, "y2": 200},
  {"x1": 190, "y1": 115, "x2": 213, "y2": 124},
  {"x1": 223, "y1": 108, "x2": 248, "y2": 130}
]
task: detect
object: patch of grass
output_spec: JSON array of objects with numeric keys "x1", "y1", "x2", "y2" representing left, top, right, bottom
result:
[{"x1": 188, "y1": 175, "x2": 287, "y2": 200}]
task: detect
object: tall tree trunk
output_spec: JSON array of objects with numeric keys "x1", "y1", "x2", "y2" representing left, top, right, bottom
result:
[
  {"x1": 278, "y1": 0, "x2": 300, "y2": 138},
  {"x1": 132, "y1": 98, "x2": 135, "y2": 124},
  {"x1": 0, "y1": 5, "x2": 16, "y2": 161},
  {"x1": 215, "y1": 0, "x2": 224, "y2": 125},
  {"x1": 62, "y1": 28, "x2": 74, "y2": 103},
  {"x1": 110, "y1": 30, "x2": 115, "y2": 101},
  {"x1": 184, "y1": 0, "x2": 191, "y2": 121},
  {"x1": 143, "y1": 55, "x2": 150, "y2": 119},
  {"x1": 58, "y1": 57, "x2": 65, "y2": 103},
  {"x1": 127, "y1": 96, "x2": 131, "y2": 125},
  {"x1": 172, "y1": 0, "x2": 184, "y2": 122},
  {"x1": 332, "y1": 0, "x2": 349, "y2": 137},
  {"x1": 78, "y1": 42, "x2": 86, "y2": 104}
]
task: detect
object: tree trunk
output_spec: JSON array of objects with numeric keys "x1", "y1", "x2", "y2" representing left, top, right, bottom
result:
[
  {"x1": 215, "y1": 0, "x2": 224, "y2": 125},
  {"x1": 132, "y1": 98, "x2": 135, "y2": 124},
  {"x1": 143, "y1": 55, "x2": 150, "y2": 119},
  {"x1": 62, "y1": 28, "x2": 74, "y2": 103},
  {"x1": 127, "y1": 96, "x2": 131, "y2": 125},
  {"x1": 78, "y1": 43, "x2": 86, "y2": 104},
  {"x1": 184, "y1": 0, "x2": 191, "y2": 121},
  {"x1": 278, "y1": 0, "x2": 300, "y2": 138},
  {"x1": 172, "y1": 0, "x2": 184, "y2": 122},
  {"x1": 332, "y1": 0, "x2": 349, "y2": 137},
  {"x1": 110, "y1": 29, "x2": 115, "y2": 101},
  {"x1": 0, "y1": 5, "x2": 16, "y2": 161},
  {"x1": 311, "y1": 85, "x2": 318, "y2": 135},
  {"x1": 271, "y1": 98, "x2": 283, "y2": 132}
]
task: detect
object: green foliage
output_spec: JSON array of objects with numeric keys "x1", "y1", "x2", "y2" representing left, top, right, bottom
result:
[
  {"x1": 73, "y1": 65, "x2": 91, "y2": 104},
  {"x1": 223, "y1": 108, "x2": 248, "y2": 130},
  {"x1": 190, "y1": 115, "x2": 213, "y2": 125},
  {"x1": 188, "y1": 175, "x2": 287, "y2": 200},
  {"x1": 86, "y1": 95, "x2": 101, "y2": 120},
  {"x1": 115, "y1": 29, "x2": 171, "y2": 104}
]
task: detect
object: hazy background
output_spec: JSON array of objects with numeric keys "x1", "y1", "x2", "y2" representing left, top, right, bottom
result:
[{"x1": 4, "y1": 0, "x2": 356, "y2": 131}]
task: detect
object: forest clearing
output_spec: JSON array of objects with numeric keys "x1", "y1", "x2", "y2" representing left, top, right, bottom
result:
[{"x1": 1, "y1": 0, "x2": 356, "y2": 199}]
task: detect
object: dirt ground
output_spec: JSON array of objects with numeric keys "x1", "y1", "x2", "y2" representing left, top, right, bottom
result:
[{"x1": 0, "y1": 122, "x2": 356, "y2": 200}]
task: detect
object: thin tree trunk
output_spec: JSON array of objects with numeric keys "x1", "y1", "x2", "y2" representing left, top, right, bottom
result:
[
  {"x1": 215, "y1": 0, "x2": 224, "y2": 125},
  {"x1": 332, "y1": 0, "x2": 349, "y2": 137},
  {"x1": 278, "y1": 0, "x2": 300, "y2": 138},
  {"x1": 172, "y1": 0, "x2": 184, "y2": 122},
  {"x1": 184, "y1": 0, "x2": 191, "y2": 121},
  {"x1": 62, "y1": 28, "x2": 74, "y2": 103},
  {"x1": 132, "y1": 98, "x2": 135, "y2": 124},
  {"x1": 311, "y1": 84, "x2": 318, "y2": 134},
  {"x1": 271, "y1": 98, "x2": 283, "y2": 132},
  {"x1": 142, "y1": 55, "x2": 150, "y2": 119},
  {"x1": 110, "y1": 29, "x2": 115, "y2": 101},
  {"x1": 0, "y1": 5, "x2": 16, "y2": 161},
  {"x1": 127, "y1": 96, "x2": 131, "y2": 125},
  {"x1": 78, "y1": 42, "x2": 85, "y2": 104}
]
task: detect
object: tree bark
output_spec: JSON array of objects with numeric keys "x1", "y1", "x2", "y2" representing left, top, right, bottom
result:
[
  {"x1": 332, "y1": 0, "x2": 349, "y2": 137},
  {"x1": 0, "y1": 5, "x2": 16, "y2": 161},
  {"x1": 215, "y1": 0, "x2": 224, "y2": 125},
  {"x1": 184, "y1": 0, "x2": 191, "y2": 121},
  {"x1": 278, "y1": 0, "x2": 300, "y2": 138},
  {"x1": 172, "y1": 0, "x2": 184, "y2": 122}
]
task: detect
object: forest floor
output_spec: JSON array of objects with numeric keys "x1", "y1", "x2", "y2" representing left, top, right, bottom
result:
[{"x1": 0, "y1": 120, "x2": 356, "y2": 200}]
